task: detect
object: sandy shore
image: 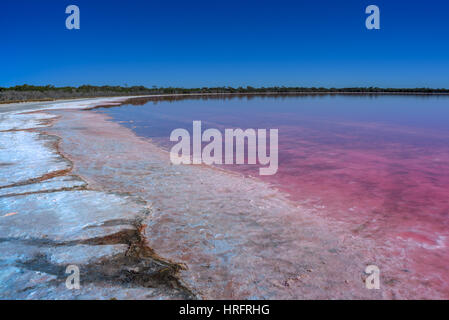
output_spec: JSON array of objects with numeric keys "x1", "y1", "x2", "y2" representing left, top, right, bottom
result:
[{"x1": 1, "y1": 97, "x2": 441, "y2": 299}]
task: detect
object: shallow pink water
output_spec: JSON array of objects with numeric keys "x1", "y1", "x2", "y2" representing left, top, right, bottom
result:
[
  {"x1": 260, "y1": 121, "x2": 449, "y2": 292},
  {"x1": 100, "y1": 95, "x2": 449, "y2": 295}
]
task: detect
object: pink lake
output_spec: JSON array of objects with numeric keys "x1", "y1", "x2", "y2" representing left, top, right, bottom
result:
[{"x1": 99, "y1": 94, "x2": 449, "y2": 296}]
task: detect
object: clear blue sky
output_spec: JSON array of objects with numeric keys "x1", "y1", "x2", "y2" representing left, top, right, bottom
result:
[{"x1": 1, "y1": 0, "x2": 448, "y2": 88}]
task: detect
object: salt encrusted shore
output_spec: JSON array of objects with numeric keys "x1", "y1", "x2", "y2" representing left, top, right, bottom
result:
[
  {"x1": 0, "y1": 97, "x2": 435, "y2": 299},
  {"x1": 0, "y1": 97, "x2": 196, "y2": 299}
]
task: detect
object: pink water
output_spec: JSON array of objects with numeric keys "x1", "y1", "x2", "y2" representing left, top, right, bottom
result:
[{"x1": 99, "y1": 94, "x2": 449, "y2": 295}]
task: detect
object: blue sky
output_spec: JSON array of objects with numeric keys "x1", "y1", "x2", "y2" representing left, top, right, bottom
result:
[{"x1": 1, "y1": 0, "x2": 448, "y2": 88}]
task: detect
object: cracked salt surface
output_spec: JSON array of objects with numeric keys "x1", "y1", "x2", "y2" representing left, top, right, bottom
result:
[
  {"x1": 0, "y1": 98, "x2": 193, "y2": 300},
  {"x1": 0, "y1": 175, "x2": 86, "y2": 197},
  {"x1": 0, "y1": 131, "x2": 71, "y2": 187},
  {"x1": 0, "y1": 112, "x2": 57, "y2": 131}
]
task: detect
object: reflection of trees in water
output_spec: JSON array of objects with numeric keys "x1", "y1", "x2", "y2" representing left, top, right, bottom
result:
[{"x1": 125, "y1": 91, "x2": 437, "y2": 107}]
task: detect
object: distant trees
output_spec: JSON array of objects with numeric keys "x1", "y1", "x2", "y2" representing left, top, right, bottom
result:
[{"x1": 1, "y1": 85, "x2": 448, "y2": 103}]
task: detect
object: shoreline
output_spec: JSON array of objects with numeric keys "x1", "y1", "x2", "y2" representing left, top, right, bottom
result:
[{"x1": 50, "y1": 107, "x2": 386, "y2": 299}]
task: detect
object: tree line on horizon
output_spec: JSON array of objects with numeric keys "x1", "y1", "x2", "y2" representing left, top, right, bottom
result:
[{"x1": 1, "y1": 84, "x2": 449, "y2": 103}]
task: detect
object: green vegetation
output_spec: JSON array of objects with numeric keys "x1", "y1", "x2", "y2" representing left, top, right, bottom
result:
[{"x1": 1, "y1": 84, "x2": 448, "y2": 103}]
